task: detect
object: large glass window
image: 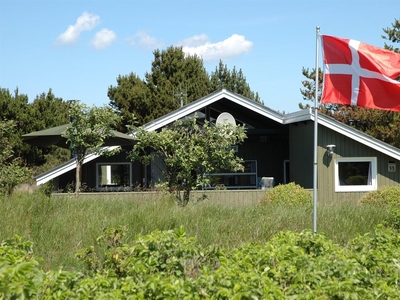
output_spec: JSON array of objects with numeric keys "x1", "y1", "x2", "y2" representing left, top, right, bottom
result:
[
  {"x1": 334, "y1": 157, "x2": 377, "y2": 192},
  {"x1": 205, "y1": 160, "x2": 257, "y2": 189},
  {"x1": 96, "y1": 163, "x2": 132, "y2": 191}
]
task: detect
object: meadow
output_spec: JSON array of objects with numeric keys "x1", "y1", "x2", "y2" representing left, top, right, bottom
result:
[{"x1": 0, "y1": 191, "x2": 391, "y2": 271}]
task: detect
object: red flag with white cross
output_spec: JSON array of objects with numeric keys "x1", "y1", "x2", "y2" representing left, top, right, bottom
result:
[{"x1": 321, "y1": 35, "x2": 400, "y2": 111}]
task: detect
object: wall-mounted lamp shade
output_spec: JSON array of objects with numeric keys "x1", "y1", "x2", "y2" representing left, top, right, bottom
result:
[{"x1": 326, "y1": 144, "x2": 336, "y2": 157}]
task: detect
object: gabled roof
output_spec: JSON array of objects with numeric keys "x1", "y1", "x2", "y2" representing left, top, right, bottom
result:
[
  {"x1": 284, "y1": 108, "x2": 400, "y2": 161},
  {"x1": 34, "y1": 89, "x2": 400, "y2": 185},
  {"x1": 143, "y1": 89, "x2": 284, "y2": 132}
]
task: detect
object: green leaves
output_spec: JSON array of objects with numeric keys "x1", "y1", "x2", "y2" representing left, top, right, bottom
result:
[
  {"x1": 2, "y1": 225, "x2": 400, "y2": 298},
  {"x1": 260, "y1": 182, "x2": 312, "y2": 206},
  {"x1": 108, "y1": 47, "x2": 261, "y2": 130},
  {"x1": 129, "y1": 116, "x2": 247, "y2": 205},
  {"x1": 62, "y1": 101, "x2": 122, "y2": 193},
  {"x1": 64, "y1": 101, "x2": 121, "y2": 157},
  {"x1": 0, "y1": 120, "x2": 32, "y2": 195}
]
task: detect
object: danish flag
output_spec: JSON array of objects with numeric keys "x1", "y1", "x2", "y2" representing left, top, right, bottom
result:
[{"x1": 321, "y1": 35, "x2": 400, "y2": 112}]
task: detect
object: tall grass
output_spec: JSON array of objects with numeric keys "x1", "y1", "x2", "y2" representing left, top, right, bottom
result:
[{"x1": 0, "y1": 192, "x2": 390, "y2": 271}]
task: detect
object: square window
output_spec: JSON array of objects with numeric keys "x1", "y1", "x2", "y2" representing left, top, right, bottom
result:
[
  {"x1": 334, "y1": 157, "x2": 377, "y2": 192},
  {"x1": 96, "y1": 163, "x2": 132, "y2": 191}
]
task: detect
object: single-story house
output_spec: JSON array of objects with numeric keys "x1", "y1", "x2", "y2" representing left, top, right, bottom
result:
[{"x1": 34, "y1": 89, "x2": 400, "y2": 203}]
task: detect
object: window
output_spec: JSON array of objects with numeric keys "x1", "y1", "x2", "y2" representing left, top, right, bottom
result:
[
  {"x1": 205, "y1": 160, "x2": 257, "y2": 189},
  {"x1": 334, "y1": 157, "x2": 377, "y2": 192},
  {"x1": 96, "y1": 163, "x2": 132, "y2": 191}
]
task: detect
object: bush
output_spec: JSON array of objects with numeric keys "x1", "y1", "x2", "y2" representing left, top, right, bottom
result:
[
  {"x1": 2, "y1": 226, "x2": 400, "y2": 298},
  {"x1": 359, "y1": 186, "x2": 400, "y2": 206},
  {"x1": 36, "y1": 181, "x2": 54, "y2": 197},
  {"x1": 0, "y1": 235, "x2": 42, "y2": 299},
  {"x1": 259, "y1": 182, "x2": 312, "y2": 206},
  {"x1": 383, "y1": 207, "x2": 400, "y2": 231}
]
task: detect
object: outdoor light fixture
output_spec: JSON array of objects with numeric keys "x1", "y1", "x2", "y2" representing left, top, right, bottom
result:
[{"x1": 326, "y1": 144, "x2": 336, "y2": 157}]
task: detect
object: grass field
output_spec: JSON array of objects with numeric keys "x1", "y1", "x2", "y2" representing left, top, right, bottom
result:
[{"x1": 0, "y1": 191, "x2": 391, "y2": 271}]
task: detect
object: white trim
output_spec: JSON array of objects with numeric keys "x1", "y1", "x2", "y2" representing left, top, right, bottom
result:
[
  {"x1": 143, "y1": 89, "x2": 284, "y2": 133},
  {"x1": 334, "y1": 157, "x2": 377, "y2": 192},
  {"x1": 33, "y1": 89, "x2": 400, "y2": 186},
  {"x1": 317, "y1": 115, "x2": 400, "y2": 161},
  {"x1": 35, "y1": 146, "x2": 119, "y2": 185}
]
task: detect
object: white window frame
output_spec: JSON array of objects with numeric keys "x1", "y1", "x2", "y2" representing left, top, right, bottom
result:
[
  {"x1": 334, "y1": 157, "x2": 377, "y2": 192},
  {"x1": 96, "y1": 162, "x2": 132, "y2": 191}
]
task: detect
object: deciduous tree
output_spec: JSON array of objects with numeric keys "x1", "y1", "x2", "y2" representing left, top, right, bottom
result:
[
  {"x1": 62, "y1": 101, "x2": 121, "y2": 193},
  {"x1": 0, "y1": 120, "x2": 31, "y2": 195},
  {"x1": 129, "y1": 116, "x2": 247, "y2": 206}
]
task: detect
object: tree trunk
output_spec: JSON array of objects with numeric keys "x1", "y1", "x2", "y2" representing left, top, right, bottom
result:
[
  {"x1": 182, "y1": 187, "x2": 191, "y2": 206},
  {"x1": 75, "y1": 158, "x2": 81, "y2": 194}
]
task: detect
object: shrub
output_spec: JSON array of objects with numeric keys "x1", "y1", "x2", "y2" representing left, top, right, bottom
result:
[
  {"x1": 0, "y1": 235, "x2": 42, "y2": 299},
  {"x1": 36, "y1": 180, "x2": 54, "y2": 197},
  {"x1": 383, "y1": 207, "x2": 400, "y2": 231},
  {"x1": 259, "y1": 182, "x2": 312, "y2": 206},
  {"x1": 359, "y1": 186, "x2": 400, "y2": 206},
  {"x1": 2, "y1": 226, "x2": 400, "y2": 298}
]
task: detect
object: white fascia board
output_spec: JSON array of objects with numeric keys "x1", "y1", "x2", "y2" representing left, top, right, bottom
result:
[
  {"x1": 144, "y1": 89, "x2": 283, "y2": 132},
  {"x1": 315, "y1": 114, "x2": 400, "y2": 161},
  {"x1": 35, "y1": 146, "x2": 119, "y2": 185},
  {"x1": 283, "y1": 108, "x2": 400, "y2": 160},
  {"x1": 282, "y1": 108, "x2": 312, "y2": 124},
  {"x1": 226, "y1": 91, "x2": 284, "y2": 123}
]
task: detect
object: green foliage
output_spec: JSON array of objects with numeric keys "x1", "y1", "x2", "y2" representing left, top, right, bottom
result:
[
  {"x1": 0, "y1": 192, "x2": 392, "y2": 271},
  {"x1": 2, "y1": 225, "x2": 400, "y2": 298},
  {"x1": 108, "y1": 46, "x2": 260, "y2": 129},
  {"x1": 0, "y1": 88, "x2": 70, "y2": 170},
  {"x1": 0, "y1": 120, "x2": 32, "y2": 195},
  {"x1": 383, "y1": 207, "x2": 400, "y2": 231},
  {"x1": 210, "y1": 60, "x2": 262, "y2": 104},
  {"x1": 359, "y1": 186, "x2": 400, "y2": 206},
  {"x1": 63, "y1": 100, "x2": 122, "y2": 193},
  {"x1": 260, "y1": 182, "x2": 312, "y2": 206},
  {"x1": 382, "y1": 18, "x2": 400, "y2": 53},
  {"x1": 36, "y1": 180, "x2": 54, "y2": 197},
  {"x1": 0, "y1": 235, "x2": 42, "y2": 299},
  {"x1": 77, "y1": 226, "x2": 220, "y2": 280},
  {"x1": 64, "y1": 100, "x2": 122, "y2": 158},
  {"x1": 129, "y1": 116, "x2": 247, "y2": 205}
]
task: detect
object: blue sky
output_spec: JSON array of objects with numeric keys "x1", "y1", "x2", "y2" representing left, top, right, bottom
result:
[{"x1": 0, "y1": 0, "x2": 398, "y2": 113}]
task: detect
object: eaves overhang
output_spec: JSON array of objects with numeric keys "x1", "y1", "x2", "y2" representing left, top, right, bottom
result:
[
  {"x1": 143, "y1": 89, "x2": 284, "y2": 132},
  {"x1": 315, "y1": 113, "x2": 400, "y2": 161},
  {"x1": 34, "y1": 89, "x2": 281, "y2": 185},
  {"x1": 35, "y1": 146, "x2": 119, "y2": 186},
  {"x1": 283, "y1": 108, "x2": 400, "y2": 160}
]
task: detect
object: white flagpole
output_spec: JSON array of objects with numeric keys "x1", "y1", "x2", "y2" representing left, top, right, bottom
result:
[{"x1": 313, "y1": 26, "x2": 320, "y2": 233}]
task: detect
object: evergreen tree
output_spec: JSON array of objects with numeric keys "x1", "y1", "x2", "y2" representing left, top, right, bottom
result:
[
  {"x1": 27, "y1": 90, "x2": 70, "y2": 173},
  {"x1": 0, "y1": 87, "x2": 71, "y2": 173},
  {"x1": 108, "y1": 47, "x2": 260, "y2": 129},
  {"x1": 210, "y1": 60, "x2": 261, "y2": 103},
  {"x1": 108, "y1": 73, "x2": 151, "y2": 128}
]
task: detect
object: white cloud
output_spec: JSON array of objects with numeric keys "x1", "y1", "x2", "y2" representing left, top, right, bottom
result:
[
  {"x1": 177, "y1": 34, "x2": 209, "y2": 47},
  {"x1": 56, "y1": 12, "x2": 100, "y2": 45},
  {"x1": 127, "y1": 30, "x2": 164, "y2": 50},
  {"x1": 90, "y1": 29, "x2": 116, "y2": 50},
  {"x1": 181, "y1": 34, "x2": 253, "y2": 62}
]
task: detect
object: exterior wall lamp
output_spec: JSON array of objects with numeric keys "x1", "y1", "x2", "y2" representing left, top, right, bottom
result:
[{"x1": 326, "y1": 144, "x2": 336, "y2": 157}]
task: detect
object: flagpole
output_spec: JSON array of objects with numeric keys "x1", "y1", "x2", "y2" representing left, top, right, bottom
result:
[{"x1": 313, "y1": 26, "x2": 320, "y2": 233}]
